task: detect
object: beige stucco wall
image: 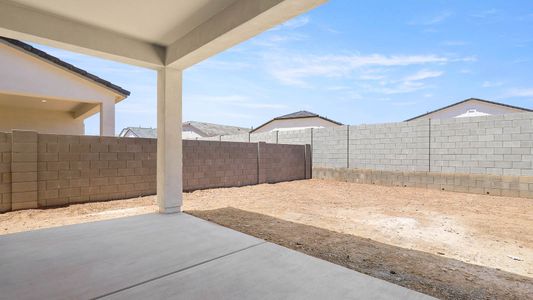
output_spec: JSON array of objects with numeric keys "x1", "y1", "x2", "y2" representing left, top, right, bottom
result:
[
  {"x1": 253, "y1": 117, "x2": 340, "y2": 133},
  {"x1": 0, "y1": 42, "x2": 123, "y2": 136},
  {"x1": 0, "y1": 42, "x2": 118, "y2": 104},
  {"x1": 0, "y1": 105, "x2": 84, "y2": 134}
]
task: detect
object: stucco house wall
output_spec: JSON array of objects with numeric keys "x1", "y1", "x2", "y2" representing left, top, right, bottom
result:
[
  {"x1": 0, "y1": 105, "x2": 84, "y2": 134},
  {"x1": 253, "y1": 116, "x2": 339, "y2": 133},
  {"x1": 0, "y1": 40, "x2": 128, "y2": 135}
]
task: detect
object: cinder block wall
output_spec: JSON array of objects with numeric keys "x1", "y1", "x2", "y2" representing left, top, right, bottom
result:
[
  {"x1": 220, "y1": 133, "x2": 249, "y2": 143},
  {"x1": 0, "y1": 132, "x2": 12, "y2": 212},
  {"x1": 11, "y1": 131, "x2": 39, "y2": 210},
  {"x1": 313, "y1": 125, "x2": 348, "y2": 168},
  {"x1": 206, "y1": 112, "x2": 533, "y2": 198},
  {"x1": 349, "y1": 120, "x2": 429, "y2": 171},
  {"x1": 250, "y1": 131, "x2": 278, "y2": 143},
  {"x1": 0, "y1": 131, "x2": 310, "y2": 212},
  {"x1": 277, "y1": 128, "x2": 312, "y2": 145},
  {"x1": 206, "y1": 112, "x2": 533, "y2": 177},
  {"x1": 183, "y1": 140, "x2": 258, "y2": 191},
  {"x1": 313, "y1": 167, "x2": 533, "y2": 199},
  {"x1": 258, "y1": 142, "x2": 309, "y2": 183},
  {"x1": 36, "y1": 134, "x2": 157, "y2": 207},
  {"x1": 431, "y1": 114, "x2": 533, "y2": 176}
]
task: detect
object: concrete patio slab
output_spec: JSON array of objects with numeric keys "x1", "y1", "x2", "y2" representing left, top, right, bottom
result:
[
  {"x1": 0, "y1": 213, "x2": 434, "y2": 300},
  {"x1": 104, "y1": 242, "x2": 432, "y2": 300}
]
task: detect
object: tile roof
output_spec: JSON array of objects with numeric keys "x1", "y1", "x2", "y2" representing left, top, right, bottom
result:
[
  {"x1": 120, "y1": 122, "x2": 249, "y2": 138},
  {"x1": 275, "y1": 111, "x2": 319, "y2": 119},
  {"x1": 184, "y1": 121, "x2": 249, "y2": 136},
  {"x1": 119, "y1": 127, "x2": 157, "y2": 138},
  {"x1": 0, "y1": 36, "x2": 130, "y2": 97}
]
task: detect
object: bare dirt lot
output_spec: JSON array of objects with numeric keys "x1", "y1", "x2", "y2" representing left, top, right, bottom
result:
[{"x1": 1, "y1": 179, "x2": 532, "y2": 299}]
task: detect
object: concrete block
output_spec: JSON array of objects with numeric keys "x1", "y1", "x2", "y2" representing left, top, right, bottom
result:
[{"x1": 12, "y1": 131, "x2": 37, "y2": 143}]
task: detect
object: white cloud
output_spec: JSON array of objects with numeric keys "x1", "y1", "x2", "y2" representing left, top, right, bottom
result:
[
  {"x1": 410, "y1": 11, "x2": 453, "y2": 26},
  {"x1": 276, "y1": 16, "x2": 310, "y2": 30},
  {"x1": 191, "y1": 94, "x2": 287, "y2": 109},
  {"x1": 471, "y1": 9, "x2": 498, "y2": 19},
  {"x1": 403, "y1": 70, "x2": 443, "y2": 81},
  {"x1": 482, "y1": 81, "x2": 504, "y2": 88},
  {"x1": 380, "y1": 81, "x2": 427, "y2": 95},
  {"x1": 392, "y1": 101, "x2": 418, "y2": 106},
  {"x1": 267, "y1": 53, "x2": 450, "y2": 87},
  {"x1": 359, "y1": 74, "x2": 387, "y2": 80},
  {"x1": 195, "y1": 60, "x2": 251, "y2": 71},
  {"x1": 441, "y1": 40, "x2": 468, "y2": 46},
  {"x1": 326, "y1": 86, "x2": 351, "y2": 91},
  {"x1": 252, "y1": 32, "x2": 307, "y2": 47},
  {"x1": 505, "y1": 88, "x2": 533, "y2": 97}
]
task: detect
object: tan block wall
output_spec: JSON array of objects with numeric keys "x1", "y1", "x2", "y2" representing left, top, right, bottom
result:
[
  {"x1": 313, "y1": 167, "x2": 533, "y2": 199},
  {"x1": 258, "y1": 142, "x2": 308, "y2": 184},
  {"x1": 0, "y1": 132, "x2": 12, "y2": 212},
  {"x1": 183, "y1": 140, "x2": 258, "y2": 191},
  {"x1": 0, "y1": 131, "x2": 310, "y2": 212},
  {"x1": 37, "y1": 134, "x2": 157, "y2": 206},
  {"x1": 11, "y1": 131, "x2": 38, "y2": 210}
]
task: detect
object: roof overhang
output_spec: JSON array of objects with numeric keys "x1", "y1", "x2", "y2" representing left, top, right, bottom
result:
[
  {"x1": 0, "y1": 0, "x2": 327, "y2": 69},
  {"x1": 0, "y1": 92, "x2": 99, "y2": 119}
]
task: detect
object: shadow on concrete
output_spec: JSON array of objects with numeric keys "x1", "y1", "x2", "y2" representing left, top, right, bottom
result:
[{"x1": 186, "y1": 207, "x2": 533, "y2": 300}]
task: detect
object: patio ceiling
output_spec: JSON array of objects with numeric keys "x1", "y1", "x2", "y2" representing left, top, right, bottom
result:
[
  {"x1": 0, "y1": 0, "x2": 328, "y2": 212},
  {"x1": 0, "y1": 0, "x2": 327, "y2": 69},
  {"x1": 0, "y1": 93, "x2": 98, "y2": 118}
]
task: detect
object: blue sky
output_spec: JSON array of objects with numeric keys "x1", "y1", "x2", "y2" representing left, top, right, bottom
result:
[{"x1": 31, "y1": 0, "x2": 533, "y2": 135}]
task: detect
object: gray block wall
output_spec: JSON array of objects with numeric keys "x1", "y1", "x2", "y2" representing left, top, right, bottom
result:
[
  {"x1": 430, "y1": 113, "x2": 533, "y2": 176},
  {"x1": 277, "y1": 128, "x2": 313, "y2": 145},
  {"x1": 214, "y1": 112, "x2": 533, "y2": 182},
  {"x1": 220, "y1": 133, "x2": 250, "y2": 143},
  {"x1": 313, "y1": 126, "x2": 348, "y2": 168},
  {"x1": 250, "y1": 131, "x2": 278, "y2": 143},
  {"x1": 349, "y1": 119, "x2": 430, "y2": 172}
]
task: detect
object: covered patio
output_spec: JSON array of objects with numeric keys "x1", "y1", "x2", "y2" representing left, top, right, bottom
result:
[
  {"x1": 0, "y1": 0, "x2": 329, "y2": 213},
  {"x1": 0, "y1": 1, "x2": 433, "y2": 298},
  {"x1": 0, "y1": 213, "x2": 432, "y2": 299}
]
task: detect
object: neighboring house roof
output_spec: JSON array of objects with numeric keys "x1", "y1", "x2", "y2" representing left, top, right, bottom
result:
[
  {"x1": 405, "y1": 98, "x2": 532, "y2": 122},
  {"x1": 119, "y1": 127, "x2": 157, "y2": 138},
  {"x1": 251, "y1": 110, "x2": 342, "y2": 133},
  {"x1": 0, "y1": 36, "x2": 130, "y2": 97},
  {"x1": 119, "y1": 122, "x2": 249, "y2": 138},
  {"x1": 184, "y1": 121, "x2": 249, "y2": 136}
]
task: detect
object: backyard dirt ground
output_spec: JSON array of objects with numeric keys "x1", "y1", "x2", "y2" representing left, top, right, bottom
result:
[{"x1": 1, "y1": 179, "x2": 532, "y2": 299}]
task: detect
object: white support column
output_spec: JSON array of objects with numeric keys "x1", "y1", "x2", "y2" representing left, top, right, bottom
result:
[
  {"x1": 156, "y1": 67, "x2": 182, "y2": 213},
  {"x1": 99, "y1": 101, "x2": 115, "y2": 136}
]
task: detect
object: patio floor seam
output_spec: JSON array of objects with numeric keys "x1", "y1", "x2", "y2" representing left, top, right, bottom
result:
[{"x1": 92, "y1": 241, "x2": 267, "y2": 299}]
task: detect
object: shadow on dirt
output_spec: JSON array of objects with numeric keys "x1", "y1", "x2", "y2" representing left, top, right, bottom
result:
[{"x1": 187, "y1": 207, "x2": 533, "y2": 300}]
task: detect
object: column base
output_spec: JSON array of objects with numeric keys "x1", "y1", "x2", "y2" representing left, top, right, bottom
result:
[{"x1": 159, "y1": 206, "x2": 182, "y2": 214}]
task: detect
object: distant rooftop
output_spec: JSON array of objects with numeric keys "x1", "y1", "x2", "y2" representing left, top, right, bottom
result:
[
  {"x1": 120, "y1": 121, "x2": 249, "y2": 138},
  {"x1": 119, "y1": 127, "x2": 157, "y2": 138},
  {"x1": 405, "y1": 98, "x2": 532, "y2": 122},
  {"x1": 251, "y1": 110, "x2": 342, "y2": 133},
  {"x1": 184, "y1": 121, "x2": 249, "y2": 137}
]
